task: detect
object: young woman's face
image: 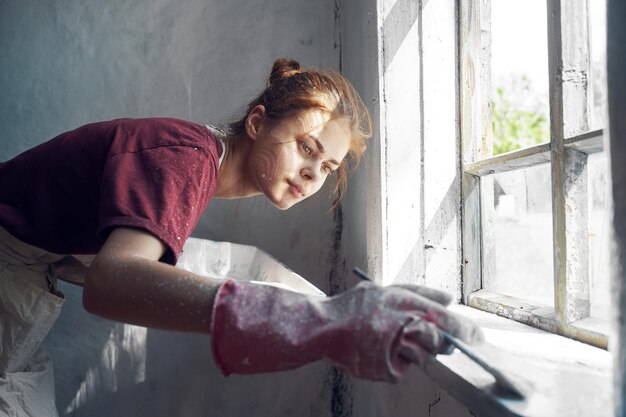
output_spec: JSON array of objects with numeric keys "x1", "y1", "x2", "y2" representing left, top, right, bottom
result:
[{"x1": 248, "y1": 109, "x2": 352, "y2": 210}]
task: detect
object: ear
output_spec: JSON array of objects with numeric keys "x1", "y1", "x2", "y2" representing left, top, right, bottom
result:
[{"x1": 245, "y1": 105, "x2": 266, "y2": 141}]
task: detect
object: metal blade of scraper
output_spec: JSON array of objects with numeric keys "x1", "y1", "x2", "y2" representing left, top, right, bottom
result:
[
  {"x1": 440, "y1": 330, "x2": 528, "y2": 399},
  {"x1": 352, "y1": 267, "x2": 528, "y2": 399}
]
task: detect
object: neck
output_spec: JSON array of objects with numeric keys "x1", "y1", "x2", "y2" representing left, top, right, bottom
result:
[{"x1": 215, "y1": 134, "x2": 261, "y2": 199}]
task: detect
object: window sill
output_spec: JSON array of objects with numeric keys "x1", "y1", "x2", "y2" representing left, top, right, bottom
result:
[
  {"x1": 468, "y1": 290, "x2": 610, "y2": 349},
  {"x1": 420, "y1": 305, "x2": 612, "y2": 417}
]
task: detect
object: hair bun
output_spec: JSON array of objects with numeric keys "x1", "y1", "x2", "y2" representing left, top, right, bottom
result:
[{"x1": 269, "y1": 58, "x2": 301, "y2": 84}]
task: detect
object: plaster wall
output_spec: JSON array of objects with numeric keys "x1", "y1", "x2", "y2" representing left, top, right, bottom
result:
[
  {"x1": 341, "y1": 0, "x2": 473, "y2": 416},
  {"x1": 0, "y1": 1, "x2": 342, "y2": 416},
  {"x1": 420, "y1": 0, "x2": 462, "y2": 298},
  {"x1": 379, "y1": 0, "x2": 423, "y2": 288}
]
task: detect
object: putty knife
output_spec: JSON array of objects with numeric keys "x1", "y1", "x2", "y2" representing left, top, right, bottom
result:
[{"x1": 352, "y1": 267, "x2": 528, "y2": 399}]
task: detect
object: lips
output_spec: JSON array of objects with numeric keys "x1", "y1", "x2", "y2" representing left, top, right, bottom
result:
[{"x1": 287, "y1": 180, "x2": 305, "y2": 198}]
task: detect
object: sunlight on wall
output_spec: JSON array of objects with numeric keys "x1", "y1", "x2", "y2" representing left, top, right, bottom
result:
[{"x1": 64, "y1": 324, "x2": 147, "y2": 414}]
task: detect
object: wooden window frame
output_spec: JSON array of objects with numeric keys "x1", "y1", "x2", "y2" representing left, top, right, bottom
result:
[{"x1": 459, "y1": 0, "x2": 608, "y2": 348}]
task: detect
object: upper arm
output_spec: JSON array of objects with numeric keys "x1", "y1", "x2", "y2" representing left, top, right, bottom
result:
[
  {"x1": 96, "y1": 227, "x2": 167, "y2": 263},
  {"x1": 87, "y1": 227, "x2": 166, "y2": 284},
  {"x1": 83, "y1": 227, "x2": 167, "y2": 312}
]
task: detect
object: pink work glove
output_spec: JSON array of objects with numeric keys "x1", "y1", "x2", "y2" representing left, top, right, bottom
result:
[{"x1": 210, "y1": 279, "x2": 484, "y2": 382}]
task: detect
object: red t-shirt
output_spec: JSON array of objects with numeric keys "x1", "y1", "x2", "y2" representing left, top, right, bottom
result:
[{"x1": 0, "y1": 118, "x2": 222, "y2": 265}]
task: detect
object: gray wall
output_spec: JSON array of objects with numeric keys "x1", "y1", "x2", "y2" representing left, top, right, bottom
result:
[
  {"x1": 0, "y1": 2, "x2": 340, "y2": 294},
  {"x1": 608, "y1": 0, "x2": 626, "y2": 415},
  {"x1": 1, "y1": 1, "x2": 343, "y2": 416},
  {"x1": 0, "y1": 0, "x2": 343, "y2": 292}
]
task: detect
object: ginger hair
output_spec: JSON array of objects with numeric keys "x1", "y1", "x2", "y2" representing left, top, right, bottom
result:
[{"x1": 228, "y1": 58, "x2": 372, "y2": 201}]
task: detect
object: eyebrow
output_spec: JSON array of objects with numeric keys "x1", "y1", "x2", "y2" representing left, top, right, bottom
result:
[{"x1": 311, "y1": 137, "x2": 340, "y2": 166}]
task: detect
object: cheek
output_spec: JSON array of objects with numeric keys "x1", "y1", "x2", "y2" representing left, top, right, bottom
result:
[{"x1": 251, "y1": 145, "x2": 281, "y2": 181}]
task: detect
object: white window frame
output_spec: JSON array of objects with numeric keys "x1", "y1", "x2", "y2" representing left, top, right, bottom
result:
[{"x1": 459, "y1": 0, "x2": 608, "y2": 348}]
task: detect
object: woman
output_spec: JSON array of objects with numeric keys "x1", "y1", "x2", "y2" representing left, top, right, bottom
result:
[{"x1": 0, "y1": 58, "x2": 483, "y2": 416}]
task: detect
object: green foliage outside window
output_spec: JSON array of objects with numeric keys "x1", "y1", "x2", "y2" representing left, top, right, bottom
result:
[{"x1": 491, "y1": 76, "x2": 550, "y2": 155}]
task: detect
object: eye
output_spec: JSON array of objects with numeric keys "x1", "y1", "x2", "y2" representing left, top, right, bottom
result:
[
  {"x1": 300, "y1": 142, "x2": 313, "y2": 155},
  {"x1": 322, "y1": 164, "x2": 335, "y2": 175}
]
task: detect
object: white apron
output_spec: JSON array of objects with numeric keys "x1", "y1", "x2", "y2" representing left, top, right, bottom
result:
[{"x1": 0, "y1": 227, "x2": 92, "y2": 417}]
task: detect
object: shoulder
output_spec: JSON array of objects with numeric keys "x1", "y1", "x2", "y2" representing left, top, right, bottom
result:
[{"x1": 104, "y1": 118, "x2": 220, "y2": 157}]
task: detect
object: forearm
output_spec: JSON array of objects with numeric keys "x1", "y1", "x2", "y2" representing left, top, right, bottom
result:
[{"x1": 83, "y1": 255, "x2": 221, "y2": 334}]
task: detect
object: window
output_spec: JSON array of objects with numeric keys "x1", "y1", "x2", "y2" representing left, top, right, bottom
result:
[{"x1": 460, "y1": 0, "x2": 609, "y2": 348}]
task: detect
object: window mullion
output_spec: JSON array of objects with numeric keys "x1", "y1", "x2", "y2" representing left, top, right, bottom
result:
[{"x1": 547, "y1": 0, "x2": 591, "y2": 323}]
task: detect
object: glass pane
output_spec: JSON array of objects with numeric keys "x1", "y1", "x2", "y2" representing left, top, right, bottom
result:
[
  {"x1": 589, "y1": 0, "x2": 607, "y2": 131},
  {"x1": 491, "y1": 0, "x2": 550, "y2": 155},
  {"x1": 589, "y1": 152, "x2": 611, "y2": 320},
  {"x1": 483, "y1": 164, "x2": 554, "y2": 306}
]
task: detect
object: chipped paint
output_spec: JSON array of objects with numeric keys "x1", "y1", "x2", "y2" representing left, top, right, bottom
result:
[{"x1": 468, "y1": 290, "x2": 607, "y2": 349}]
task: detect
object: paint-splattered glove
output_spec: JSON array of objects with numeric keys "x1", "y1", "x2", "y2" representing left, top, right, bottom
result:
[{"x1": 209, "y1": 279, "x2": 484, "y2": 382}]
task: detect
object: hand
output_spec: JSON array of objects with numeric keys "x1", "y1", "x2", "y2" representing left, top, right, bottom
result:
[{"x1": 210, "y1": 279, "x2": 484, "y2": 383}]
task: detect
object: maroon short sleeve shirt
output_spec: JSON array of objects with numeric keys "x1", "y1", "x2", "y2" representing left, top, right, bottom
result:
[{"x1": 0, "y1": 118, "x2": 222, "y2": 264}]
